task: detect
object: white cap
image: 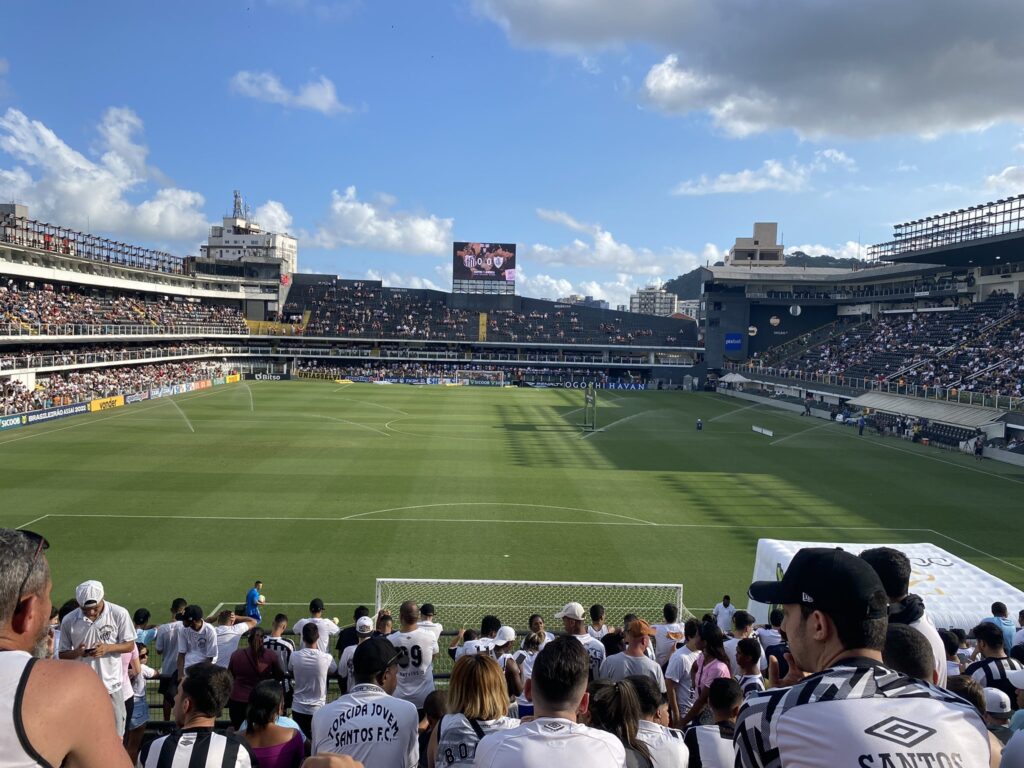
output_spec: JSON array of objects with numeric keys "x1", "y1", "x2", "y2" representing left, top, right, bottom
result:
[
  {"x1": 495, "y1": 626, "x2": 517, "y2": 645},
  {"x1": 555, "y1": 602, "x2": 586, "y2": 621},
  {"x1": 984, "y1": 687, "x2": 1011, "y2": 716},
  {"x1": 75, "y1": 580, "x2": 104, "y2": 607},
  {"x1": 1007, "y1": 669, "x2": 1024, "y2": 691},
  {"x1": 356, "y1": 616, "x2": 374, "y2": 634}
]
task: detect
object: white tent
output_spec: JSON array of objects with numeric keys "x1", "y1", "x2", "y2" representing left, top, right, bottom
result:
[
  {"x1": 748, "y1": 538, "x2": 1024, "y2": 631},
  {"x1": 719, "y1": 372, "x2": 752, "y2": 384}
]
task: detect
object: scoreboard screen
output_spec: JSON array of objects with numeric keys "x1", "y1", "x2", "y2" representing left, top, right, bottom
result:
[{"x1": 453, "y1": 242, "x2": 516, "y2": 282}]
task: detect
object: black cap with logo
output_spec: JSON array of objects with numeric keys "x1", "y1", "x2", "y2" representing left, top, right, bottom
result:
[
  {"x1": 748, "y1": 547, "x2": 888, "y2": 621},
  {"x1": 353, "y1": 637, "x2": 400, "y2": 677}
]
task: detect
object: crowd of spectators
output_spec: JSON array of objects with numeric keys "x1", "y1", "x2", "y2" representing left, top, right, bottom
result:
[
  {"x1": 7, "y1": 535, "x2": 1023, "y2": 767},
  {"x1": 295, "y1": 360, "x2": 644, "y2": 386},
  {"x1": 771, "y1": 292, "x2": 1023, "y2": 396},
  {"x1": 1, "y1": 360, "x2": 228, "y2": 414},
  {"x1": 0, "y1": 278, "x2": 248, "y2": 333}
]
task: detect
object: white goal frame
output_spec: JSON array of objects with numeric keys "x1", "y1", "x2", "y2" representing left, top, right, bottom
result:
[
  {"x1": 453, "y1": 369, "x2": 506, "y2": 386},
  {"x1": 376, "y1": 577, "x2": 688, "y2": 633}
]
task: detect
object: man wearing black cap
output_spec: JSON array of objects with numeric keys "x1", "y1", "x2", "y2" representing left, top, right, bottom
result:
[
  {"x1": 311, "y1": 636, "x2": 419, "y2": 767},
  {"x1": 735, "y1": 547, "x2": 990, "y2": 767}
]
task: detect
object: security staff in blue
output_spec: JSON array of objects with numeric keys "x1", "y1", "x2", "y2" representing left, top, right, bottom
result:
[{"x1": 245, "y1": 580, "x2": 263, "y2": 623}]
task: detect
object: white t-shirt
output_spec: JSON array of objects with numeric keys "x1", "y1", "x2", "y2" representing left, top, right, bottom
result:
[
  {"x1": 289, "y1": 647, "x2": 338, "y2": 715},
  {"x1": 712, "y1": 603, "x2": 737, "y2": 634},
  {"x1": 635, "y1": 720, "x2": 690, "y2": 768},
  {"x1": 436, "y1": 713, "x2": 519, "y2": 767},
  {"x1": 1014, "y1": 628, "x2": 1024, "y2": 648},
  {"x1": 755, "y1": 626, "x2": 782, "y2": 651},
  {"x1": 388, "y1": 628, "x2": 439, "y2": 708},
  {"x1": 511, "y1": 650, "x2": 538, "y2": 709},
  {"x1": 723, "y1": 636, "x2": 767, "y2": 676},
  {"x1": 58, "y1": 601, "x2": 136, "y2": 694},
  {"x1": 177, "y1": 622, "x2": 218, "y2": 667},
  {"x1": 574, "y1": 633, "x2": 606, "y2": 679},
  {"x1": 520, "y1": 631, "x2": 555, "y2": 650},
  {"x1": 214, "y1": 623, "x2": 251, "y2": 668},
  {"x1": 599, "y1": 652, "x2": 666, "y2": 693},
  {"x1": 652, "y1": 623, "x2": 685, "y2": 667},
  {"x1": 293, "y1": 617, "x2": 341, "y2": 654},
  {"x1": 907, "y1": 611, "x2": 948, "y2": 688},
  {"x1": 588, "y1": 625, "x2": 610, "y2": 641},
  {"x1": 1002, "y1": 729, "x2": 1024, "y2": 767},
  {"x1": 311, "y1": 683, "x2": 419, "y2": 767},
  {"x1": 418, "y1": 619, "x2": 444, "y2": 640},
  {"x1": 456, "y1": 637, "x2": 495, "y2": 659},
  {"x1": 338, "y1": 642, "x2": 359, "y2": 690},
  {"x1": 665, "y1": 645, "x2": 699, "y2": 716},
  {"x1": 474, "y1": 717, "x2": 627, "y2": 768},
  {"x1": 155, "y1": 620, "x2": 183, "y2": 676}
]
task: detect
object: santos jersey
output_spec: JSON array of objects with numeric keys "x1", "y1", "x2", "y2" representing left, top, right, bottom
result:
[
  {"x1": 474, "y1": 717, "x2": 626, "y2": 768},
  {"x1": 573, "y1": 633, "x2": 607, "y2": 680},
  {"x1": 388, "y1": 628, "x2": 439, "y2": 708},
  {"x1": 435, "y1": 713, "x2": 519, "y2": 767},
  {"x1": 635, "y1": 720, "x2": 689, "y2": 768},
  {"x1": 311, "y1": 683, "x2": 419, "y2": 767},
  {"x1": 734, "y1": 657, "x2": 990, "y2": 768}
]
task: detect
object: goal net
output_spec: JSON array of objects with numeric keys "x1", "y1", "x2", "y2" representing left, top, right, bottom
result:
[
  {"x1": 453, "y1": 370, "x2": 506, "y2": 387},
  {"x1": 376, "y1": 578, "x2": 689, "y2": 635}
]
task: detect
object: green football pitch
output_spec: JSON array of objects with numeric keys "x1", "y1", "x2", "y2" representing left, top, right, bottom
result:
[{"x1": 2, "y1": 379, "x2": 1021, "y2": 624}]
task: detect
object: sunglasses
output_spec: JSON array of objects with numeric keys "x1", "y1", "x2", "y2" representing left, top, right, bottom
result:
[{"x1": 15, "y1": 530, "x2": 49, "y2": 609}]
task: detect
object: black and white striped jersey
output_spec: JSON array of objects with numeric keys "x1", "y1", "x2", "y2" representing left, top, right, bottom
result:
[
  {"x1": 138, "y1": 727, "x2": 256, "y2": 768},
  {"x1": 965, "y1": 656, "x2": 1024, "y2": 707},
  {"x1": 734, "y1": 657, "x2": 990, "y2": 768}
]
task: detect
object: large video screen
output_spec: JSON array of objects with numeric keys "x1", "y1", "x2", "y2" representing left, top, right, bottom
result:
[{"x1": 453, "y1": 242, "x2": 516, "y2": 281}]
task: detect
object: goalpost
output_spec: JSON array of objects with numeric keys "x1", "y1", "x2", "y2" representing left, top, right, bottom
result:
[
  {"x1": 376, "y1": 578, "x2": 689, "y2": 634},
  {"x1": 453, "y1": 370, "x2": 506, "y2": 387},
  {"x1": 582, "y1": 382, "x2": 598, "y2": 431}
]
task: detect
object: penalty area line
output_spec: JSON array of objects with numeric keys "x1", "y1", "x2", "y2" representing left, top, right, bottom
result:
[
  {"x1": 580, "y1": 410, "x2": 652, "y2": 439},
  {"x1": 16, "y1": 514, "x2": 49, "y2": 530},
  {"x1": 927, "y1": 529, "x2": 1024, "y2": 574}
]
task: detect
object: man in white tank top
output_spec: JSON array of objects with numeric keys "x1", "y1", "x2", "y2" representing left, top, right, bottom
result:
[{"x1": 0, "y1": 528, "x2": 131, "y2": 767}]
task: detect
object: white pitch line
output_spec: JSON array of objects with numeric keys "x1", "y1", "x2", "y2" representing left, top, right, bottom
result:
[
  {"x1": 340, "y1": 502, "x2": 656, "y2": 526},
  {"x1": 316, "y1": 413, "x2": 391, "y2": 437},
  {"x1": 770, "y1": 422, "x2": 833, "y2": 446},
  {"x1": 16, "y1": 514, "x2": 49, "y2": 530},
  {"x1": 0, "y1": 385, "x2": 239, "y2": 447},
  {"x1": 707, "y1": 403, "x2": 761, "y2": 423},
  {"x1": 210, "y1": 602, "x2": 225, "y2": 616},
  {"x1": 168, "y1": 399, "x2": 195, "y2": 433},
  {"x1": 928, "y1": 529, "x2": 1024, "y2": 574},
  {"x1": 581, "y1": 410, "x2": 651, "y2": 439},
  {"x1": 334, "y1": 396, "x2": 408, "y2": 416},
  {"x1": 332, "y1": 383, "x2": 353, "y2": 391},
  {"x1": 243, "y1": 384, "x2": 254, "y2": 413}
]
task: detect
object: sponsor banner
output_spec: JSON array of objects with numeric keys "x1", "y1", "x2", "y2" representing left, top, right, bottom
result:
[
  {"x1": 125, "y1": 391, "x2": 150, "y2": 405},
  {"x1": 180, "y1": 382, "x2": 195, "y2": 394},
  {"x1": 244, "y1": 372, "x2": 292, "y2": 381},
  {"x1": 724, "y1": 332, "x2": 743, "y2": 351},
  {"x1": 562, "y1": 381, "x2": 647, "y2": 391},
  {"x1": 195, "y1": 379, "x2": 212, "y2": 390},
  {"x1": 226, "y1": 374, "x2": 241, "y2": 384},
  {"x1": 0, "y1": 413, "x2": 26, "y2": 432},
  {"x1": 213, "y1": 377, "x2": 226, "y2": 386},
  {"x1": 89, "y1": 395, "x2": 125, "y2": 412},
  {"x1": 161, "y1": 386, "x2": 175, "y2": 398},
  {"x1": 25, "y1": 402, "x2": 90, "y2": 425}
]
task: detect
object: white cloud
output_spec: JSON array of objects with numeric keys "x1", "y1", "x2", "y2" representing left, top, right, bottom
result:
[
  {"x1": 0, "y1": 107, "x2": 208, "y2": 243},
  {"x1": 474, "y1": 0, "x2": 1024, "y2": 139},
  {"x1": 307, "y1": 186, "x2": 453, "y2": 254},
  {"x1": 230, "y1": 70, "x2": 350, "y2": 115},
  {"x1": 255, "y1": 200, "x2": 294, "y2": 234},
  {"x1": 786, "y1": 241, "x2": 869, "y2": 260},
  {"x1": 985, "y1": 166, "x2": 1024, "y2": 196},
  {"x1": 578, "y1": 55, "x2": 601, "y2": 75},
  {"x1": 895, "y1": 161, "x2": 918, "y2": 173},
  {"x1": 365, "y1": 269, "x2": 443, "y2": 291},
  {"x1": 673, "y1": 150, "x2": 854, "y2": 196}
]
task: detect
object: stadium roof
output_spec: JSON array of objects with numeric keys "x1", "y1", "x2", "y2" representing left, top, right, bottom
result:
[
  {"x1": 884, "y1": 229, "x2": 1024, "y2": 269},
  {"x1": 845, "y1": 392, "x2": 1004, "y2": 429},
  {"x1": 703, "y1": 262, "x2": 941, "y2": 284}
]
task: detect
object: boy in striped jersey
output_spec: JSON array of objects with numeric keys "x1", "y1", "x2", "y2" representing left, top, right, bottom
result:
[{"x1": 736, "y1": 547, "x2": 990, "y2": 768}]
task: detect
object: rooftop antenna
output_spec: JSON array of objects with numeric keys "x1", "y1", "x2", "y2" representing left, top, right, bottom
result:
[{"x1": 232, "y1": 190, "x2": 244, "y2": 219}]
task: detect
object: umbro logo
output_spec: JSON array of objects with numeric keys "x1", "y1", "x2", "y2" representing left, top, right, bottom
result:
[
  {"x1": 542, "y1": 722, "x2": 566, "y2": 733},
  {"x1": 864, "y1": 717, "x2": 937, "y2": 748}
]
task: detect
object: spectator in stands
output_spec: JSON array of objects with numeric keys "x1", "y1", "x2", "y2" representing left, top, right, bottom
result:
[
  {"x1": 736, "y1": 547, "x2": 990, "y2": 766},
  {"x1": 665, "y1": 618, "x2": 700, "y2": 727},
  {"x1": 723, "y1": 611, "x2": 765, "y2": 677},
  {"x1": 986, "y1": 688, "x2": 1015, "y2": 746},
  {"x1": 510, "y1": 631, "x2": 543, "y2": 718},
  {"x1": 265, "y1": 613, "x2": 296, "y2": 711},
  {"x1": 418, "y1": 603, "x2": 443, "y2": 641},
  {"x1": 215, "y1": 609, "x2": 258, "y2": 668},
  {"x1": 861, "y1": 546, "x2": 947, "y2": 686},
  {"x1": 178, "y1": 604, "x2": 218, "y2": 678},
  {"x1": 683, "y1": 678, "x2": 742, "y2": 768},
  {"x1": 57, "y1": 579, "x2": 136, "y2": 736},
  {"x1": 651, "y1": 604, "x2": 684, "y2": 669},
  {"x1": 336, "y1": 605, "x2": 370, "y2": 657},
  {"x1": 679, "y1": 621, "x2": 731, "y2": 728},
  {"x1": 1007, "y1": 670, "x2": 1024, "y2": 732},
  {"x1": 492, "y1": 625, "x2": 525, "y2": 700},
  {"x1": 754, "y1": 609, "x2": 783, "y2": 654},
  {"x1": 984, "y1": 602, "x2": 1017, "y2": 655},
  {"x1": 598, "y1": 618, "x2": 666, "y2": 694},
  {"x1": 0, "y1": 529, "x2": 131, "y2": 767},
  {"x1": 125, "y1": 641, "x2": 158, "y2": 763},
  {"x1": 389, "y1": 600, "x2": 440, "y2": 713},
  {"x1": 227, "y1": 626, "x2": 284, "y2": 728},
  {"x1": 339, "y1": 616, "x2": 374, "y2": 694},
  {"x1": 967, "y1": 621, "x2": 1024, "y2": 708},
  {"x1": 290, "y1": 623, "x2": 338, "y2": 738},
  {"x1": 457, "y1": 615, "x2": 500, "y2": 659},
  {"x1": 156, "y1": 597, "x2": 188, "y2": 720},
  {"x1": 711, "y1": 596, "x2": 735, "y2": 635},
  {"x1": 119, "y1": 640, "x2": 140, "y2": 747},
  {"x1": 589, "y1": 604, "x2": 610, "y2": 641},
  {"x1": 428, "y1": 654, "x2": 520, "y2": 767},
  {"x1": 524, "y1": 613, "x2": 555, "y2": 648},
  {"x1": 311, "y1": 637, "x2": 419, "y2": 766},
  {"x1": 374, "y1": 611, "x2": 393, "y2": 638},
  {"x1": 473, "y1": 636, "x2": 626, "y2": 767},
  {"x1": 940, "y1": 628, "x2": 965, "y2": 679},
  {"x1": 587, "y1": 678, "x2": 653, "y2": 768},
  {"x1": 883, "y1": 623, "x2": 937, "y2": 682},
  {"x1": 133, "y1": 607, "x2": 157, "y2": 646},
  {"x1": 556, "y1": 601, "x2": 607, "y2": 680},
  {"x1": 242, "y1": 680, "x2": 305, "y2": 768},
  {"x1": 294, "y1": 599, "x2": 341, "y2": 654},
  {"x1": 734, "y1": 638, "x2": 766, "y2": 697},
  {"x1": 627, "y1": 674, "x2": 688, "y2": 768},
  {"x1": 139, "y1": 662, "x2": 257, "y2": 768},
  {"x1": 419, "y1": 689, "x2": 446, "y2": 768}
]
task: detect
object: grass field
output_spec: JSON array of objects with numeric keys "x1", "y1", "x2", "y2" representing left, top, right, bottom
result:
[{"x1": 2, "y1": 379, "x2": 1022, "y2": 626}]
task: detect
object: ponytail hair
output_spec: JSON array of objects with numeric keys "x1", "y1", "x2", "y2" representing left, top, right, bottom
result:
[{"x1": 587, "y1": 679, "x2": 651, "y2": 763}]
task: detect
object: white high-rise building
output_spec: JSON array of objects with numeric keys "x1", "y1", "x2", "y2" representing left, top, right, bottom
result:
[
  {"x1": 629, "y1": 284, "x2": 679, "y2": 316},
  {"x1": 201, "y1": 191, "x2": 298, "y2": 275}
]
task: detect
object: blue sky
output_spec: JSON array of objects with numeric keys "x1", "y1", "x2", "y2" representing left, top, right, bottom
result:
[{"x1": 2, "y1": 1, "x2": 1023, "y2": 306}]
